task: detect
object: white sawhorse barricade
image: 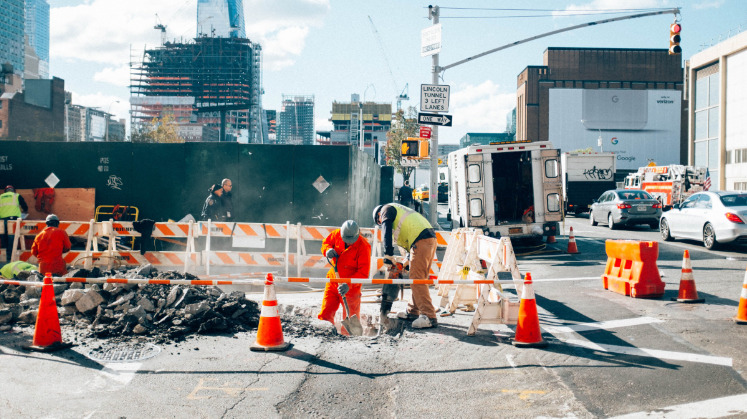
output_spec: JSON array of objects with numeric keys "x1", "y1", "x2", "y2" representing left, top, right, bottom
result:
[
  {"x1": 4, "y1": 218, "x2": 450, "y2": 277},
  {"x1": 437, "y1": 228, "x2": 523, "y2": 335}
]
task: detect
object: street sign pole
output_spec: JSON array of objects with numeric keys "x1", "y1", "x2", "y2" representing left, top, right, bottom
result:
[{"x1": 428, "y1": 5, "x2": 439, "y2": 226}]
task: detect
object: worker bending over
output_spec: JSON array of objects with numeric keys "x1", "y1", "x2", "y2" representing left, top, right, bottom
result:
[
  {"x1": 31, "y1": 214, "x2": 71, "y2": 276},
  {"x1": 373, "y1": 203, "x2": 438, "y2": 329},
  {"x1": 318, "y1": 220, "x2": 371, "y2": 326}
]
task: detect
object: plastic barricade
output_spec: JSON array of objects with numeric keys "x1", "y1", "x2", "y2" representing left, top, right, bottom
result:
[{"x1": 601, "y1": 240, "x2": 664, "y2": 298}]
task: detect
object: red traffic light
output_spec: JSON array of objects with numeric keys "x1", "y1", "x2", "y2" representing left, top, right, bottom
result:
[{"x1": 669, "y1": 23, "x2": 682, "y2": 55}]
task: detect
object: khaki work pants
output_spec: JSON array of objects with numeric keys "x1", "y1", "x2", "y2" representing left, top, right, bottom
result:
[{"x1": 406, "y1": 237, "x2": 438, "y2": 319}]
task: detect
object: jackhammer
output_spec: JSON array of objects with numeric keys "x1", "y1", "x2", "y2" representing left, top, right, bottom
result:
[{"x1": 379, "y1": 259, "x2": 405, "y2": 334}]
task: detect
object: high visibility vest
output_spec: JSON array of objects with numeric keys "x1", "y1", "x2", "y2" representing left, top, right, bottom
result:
[
  {"x1": 390, "y1": 203, "x2": 432, "y2": 250},
  {"x1": 0, "y1": 261, "x2": 37, "y2": 279},
  {"x1": 0, "y1": 192, "x2": 21, "y2": 219}
]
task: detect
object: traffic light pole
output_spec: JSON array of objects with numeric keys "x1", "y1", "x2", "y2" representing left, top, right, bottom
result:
[
  {"x1": 424, "y1": 5, "x2": 679, "y2": 227},
  {"x1": 428, "y1": 5, "x2": 440, "y2": 227}
]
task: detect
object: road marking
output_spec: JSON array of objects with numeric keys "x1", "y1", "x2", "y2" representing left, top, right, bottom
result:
[
  {"x1": 530, "y1": 276, "x2": 599, "y2": 283},
  {"x1": 100, "y1": 362, "x2": 142, "y2": 386},
  {"x1": 501, "y1": 389, "x2": 547, "y2": 400},
  {"x1": 562, "y1": 339, "x2": 733, "y2": 367},
  {"x1": 543, "y1": 316, "x2": 663, "y2": 334},
  {"x1": 187, "y1": 378, "x2": 268, "y2": 399},
  {"x1": 611, "y1": 392, "x2": 747, "y2": 418}
]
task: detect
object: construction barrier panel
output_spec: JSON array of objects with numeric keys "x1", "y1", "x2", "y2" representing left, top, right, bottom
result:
[{"x1": 601, "y1": 240, "x2": 665, "y2": 298}]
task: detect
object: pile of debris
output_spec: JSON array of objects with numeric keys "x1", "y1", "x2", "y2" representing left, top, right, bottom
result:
[{"x1": 0, "y1": 265, "x2": 261, "y2": 344}]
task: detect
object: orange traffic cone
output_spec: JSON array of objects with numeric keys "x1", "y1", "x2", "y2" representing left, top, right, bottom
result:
[
  {"x1": 672, "y1": 250, "x2": 704, "y2": 303},
  {"x1": 734, "y1": 267, "x2": 747, "y2": 324},
  {"x1": 250, "y1": 273, "x2": 290, "y2": 352},
  {"x1": 24, "y1": 273, "x2": 72, "y2": 352},
  {"x1": 547, "y1": 235, "x2": 556, "y2": 244},
  {"x1": 512, "y1": 273, "x2": 547, "y2": 348},
  {"x1": 567, "y1": 227, "x2": 579, "y2": 254}
]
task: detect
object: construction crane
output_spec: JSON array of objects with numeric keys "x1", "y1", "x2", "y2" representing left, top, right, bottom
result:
[
  {"x1": 367, "y1": 16, "x2": 409, "y2": 111},
  {"x1": 154, "y1": 14, "x2": 167, "y2": 45}
]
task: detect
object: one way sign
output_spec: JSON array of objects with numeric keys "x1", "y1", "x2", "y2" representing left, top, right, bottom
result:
[{"x1": 418, "y1": 112, "x2": 453, "y2": 127}]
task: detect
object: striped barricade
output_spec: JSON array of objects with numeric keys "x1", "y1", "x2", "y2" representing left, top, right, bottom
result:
[
  {"x1": 50, "y1": 276, "x2": 263, "y2": 286},
  {"x1": 7, "y1": 220, "x2": 92, "y2": 237},
  {"x1": 202, "y1": 252, "x2": 331, "y2": 270}
]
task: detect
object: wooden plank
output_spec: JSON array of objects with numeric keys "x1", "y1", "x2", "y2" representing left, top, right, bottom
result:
[{"x1": 17, "y1": 188, "x2": 96, "y2": 222}]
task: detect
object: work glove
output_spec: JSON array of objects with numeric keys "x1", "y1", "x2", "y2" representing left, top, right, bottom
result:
[
  {"x1": 338, "y1": 283, "x2": 349, "y2": 296},
  {"x1": 383, "y1": 255, "x2": 395, "y2": 266},
  {"x1": 325, "y1": 248, "x2": 338, "y2": 259}
]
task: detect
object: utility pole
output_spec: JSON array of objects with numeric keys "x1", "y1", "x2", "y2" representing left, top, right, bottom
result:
[{"x1": 428, "y1": 5, "x2": 439, "y2": 227}]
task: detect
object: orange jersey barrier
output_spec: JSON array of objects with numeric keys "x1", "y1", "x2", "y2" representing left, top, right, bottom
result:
[{"x1": 601, "y1": 240, "x2": 664, "y2": 298}]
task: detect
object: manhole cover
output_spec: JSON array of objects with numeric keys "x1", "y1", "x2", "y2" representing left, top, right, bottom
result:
[{"x1": 88, "y1": 343, "x2": 161, "y2": 363}]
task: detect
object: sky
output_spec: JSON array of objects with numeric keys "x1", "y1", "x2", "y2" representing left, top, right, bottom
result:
[{"x1": 47, "y1": 0, "x2": 746, "y2": 144}]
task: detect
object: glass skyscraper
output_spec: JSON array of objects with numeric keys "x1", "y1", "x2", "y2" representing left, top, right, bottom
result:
[
  {"x1": 197, "y1": 0, "x2": 246, "y2": 38},
  {"x1": 24, "y1": 0, "x2": 50, "y2": 79},
  {"x1": 0, "y1": 0, "x2": 25, "y2": 76}
]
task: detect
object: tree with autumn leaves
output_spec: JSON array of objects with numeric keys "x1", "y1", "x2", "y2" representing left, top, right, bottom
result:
[{"x1": 385, "y1": 106, "x2": 419, "y2": 183}]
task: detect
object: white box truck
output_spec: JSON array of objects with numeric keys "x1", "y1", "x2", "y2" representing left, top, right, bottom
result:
[
  {"x1": 561, "y1": 152, "x2": 616, "y2": 215},
  {"x1": 447, "y1": 141, "x2": 562, "y2": 241}
]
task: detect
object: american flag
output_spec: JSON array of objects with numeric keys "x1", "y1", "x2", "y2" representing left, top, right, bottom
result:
[{"x1": 704, "y1": 168, "x2": 712, "y2": 191}]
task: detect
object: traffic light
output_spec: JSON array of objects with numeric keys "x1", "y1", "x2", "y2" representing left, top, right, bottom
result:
[
  {"x1": 418, "y1": 138, "x2": 429, "y2": 159},
  {"x1": 669, "y1": 23, "x2": 682, "y2": 55},
  {"x1": 401, "y1": 138, "x2": 419, "y2": 157}
]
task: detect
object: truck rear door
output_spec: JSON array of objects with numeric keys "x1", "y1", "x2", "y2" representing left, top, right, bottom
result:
[
  {"x1": 466, "y1": 153, "x2": 487, "y2": 227},
  {"x1": 540, "y1": 149, "x2": 562, "y2": 222}
]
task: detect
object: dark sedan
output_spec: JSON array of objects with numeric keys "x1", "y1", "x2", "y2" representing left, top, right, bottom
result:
[{"x1": 589, "y1": 189, "x2": 662, "y2": 230}]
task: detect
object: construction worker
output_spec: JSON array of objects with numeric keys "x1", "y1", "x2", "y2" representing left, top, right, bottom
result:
[
  {"x1": 373, "y1": 203, "x2": 438, "y2": 329},
  {"x1": 31, "y1": 214, "x2": 71, "y2": 276},
  {"x1": 1, "y1": 185, "x2": 28, "y2": 262},
  {"x1": 0, "y1": 261, "x2": 37, "y2": 279},
  {"x1": 318, "y1": 220, "x2": 371, "y2": 327}
]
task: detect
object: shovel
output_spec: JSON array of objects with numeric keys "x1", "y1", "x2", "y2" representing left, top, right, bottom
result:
[{"x1": 327, "y1": 257, "x2": 363, "y2": 336}]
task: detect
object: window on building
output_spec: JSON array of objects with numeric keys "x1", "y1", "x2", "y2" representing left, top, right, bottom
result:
[{"x1": 694, "y1": 64, "x2": 720, "y2": 189}]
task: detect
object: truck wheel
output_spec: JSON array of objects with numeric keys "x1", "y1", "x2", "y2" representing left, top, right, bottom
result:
[
  {"x1": 608, "y1": 214, "x2": 616, "y2": 230},
  {"x1": 589, "y1": 213, "x2": 597, "y2": 226}
]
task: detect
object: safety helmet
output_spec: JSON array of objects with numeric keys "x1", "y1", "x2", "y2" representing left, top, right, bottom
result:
[
  {"x1": 340, "y1": 220, "x2": 360, "y2": 245},
  {"x1": 372, "y1": 205, "x2": 383, "y2": 225},
  {"x1": 4, "y1": 185, "x2": 14, "y2": 192},
  {"x1": 45, "y1": 214, "x2": 59, "y2": 226}
]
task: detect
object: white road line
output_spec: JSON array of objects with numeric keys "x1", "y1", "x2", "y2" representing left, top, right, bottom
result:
[
  {"x1": 611, "y1": 392, "x2": 747, "y2": 418},
  {"x1": 562, "y1": 339, "x2": 733, "y2": 367},
  {"x1": 100, "y1": 362, "x2": 142, "y2": 386},
  {"x1": 505, "y1": 354, "x2": 517, "y2": 369},
  {"x1": 543, "y1": 316, "x2": 663, "y2": 334},
  {"x1": 530, "y1": 276, "x2": 600, "y2": 283}
]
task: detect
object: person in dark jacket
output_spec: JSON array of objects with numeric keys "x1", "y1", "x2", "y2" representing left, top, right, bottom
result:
[
  {"x1": 397, "y1": 181, "x2": 413, "y2": 208},
  {"x1": 201, "y1": 183, "x2": 225, "y2": 221},
  {"x1": 219, "y1": 178, "x2": 233, "y2": 221}
]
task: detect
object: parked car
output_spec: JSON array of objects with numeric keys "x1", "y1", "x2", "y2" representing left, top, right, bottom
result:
[
  {"x1": 589, "y1": 189, "x2": 662, "y2": 230},
  {"x1": 437, "y1": 182, "x2": 448, "y2": 203},
  {"x1": 659, "y1": 191, "x2": 747, "y2": 250},
  {"x1": 413, "y1": 185, "x2": 429, "y2": 201}
]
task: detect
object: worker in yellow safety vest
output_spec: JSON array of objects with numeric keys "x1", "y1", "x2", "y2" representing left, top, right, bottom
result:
[
  {"x1": 373, "y1": 203, "x2": 438, "y2": 329},
  {"x1": 0, "y1": 185, "x2": 28, "y2": 262}
]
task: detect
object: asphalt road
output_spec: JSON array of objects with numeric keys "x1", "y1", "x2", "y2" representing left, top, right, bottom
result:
[{"x1": 3, "y1": 211, "x2": 747, "y2": 417}]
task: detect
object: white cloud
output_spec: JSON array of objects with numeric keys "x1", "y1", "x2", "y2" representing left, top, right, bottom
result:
[
  {"x1": 93, "y1": 65, "x2": 130, "y2": 87},
  {"x1": 315, "y1": 116, "x2": 332, "y2": 131},
  {"x1": 694, "y1": 0, "x2": 725, "y2": 10},
  {"x1": 447, "y1": 80, "x2": 515, "y2": 142},
  {"x1": 51, "y1": 0, "x2": 329, "y2": 73},
  {"x1": 70, "y1": 91, "x2": 129, "y2": 119},
  {"x1": 555, "y1": 0, "x2": 671, "y2": 17}
]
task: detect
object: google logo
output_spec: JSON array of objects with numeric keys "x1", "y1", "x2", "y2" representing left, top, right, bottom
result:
[{"x1": 610, "y1": 137, "x2": 618, "y2": 145}]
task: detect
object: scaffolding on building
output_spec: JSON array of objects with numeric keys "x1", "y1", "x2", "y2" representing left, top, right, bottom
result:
[
  {"x1": 278, "y1": 95, "x2": 314, "y2": 145},
  {"x1": 130, "y1": 36, "x2": 262, "y2": 142}
]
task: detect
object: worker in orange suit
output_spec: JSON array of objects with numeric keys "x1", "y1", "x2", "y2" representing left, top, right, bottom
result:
[
  {"x1": 318, "y1": 220, "x2": 371, "y2": 326},
  {"x1": 31, "y1": 214, "x2": 71, "y2": 276}
]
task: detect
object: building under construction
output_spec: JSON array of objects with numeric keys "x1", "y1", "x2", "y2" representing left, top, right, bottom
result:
[{"x1": 130, "y1": 36, "x2": 262, "y2": 142}]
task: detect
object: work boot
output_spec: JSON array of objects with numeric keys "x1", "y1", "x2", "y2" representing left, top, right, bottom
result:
[
  {"x1": 412, "y1": 315, "x2": 437, "y2": 329},
  {"x1": 397, "y1": 311, "x2": 418, "y2": 321}
]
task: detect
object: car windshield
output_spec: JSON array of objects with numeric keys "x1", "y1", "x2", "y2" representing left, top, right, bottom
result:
[
  {"x1": 719, "y1": 194, "x2": 747, "y2": 207},
  {"x1": 616, "y1": 191, "x2": 653, "y2": 200}
]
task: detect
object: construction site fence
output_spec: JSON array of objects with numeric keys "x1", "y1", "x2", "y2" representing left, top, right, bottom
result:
[{"x1": 3, "y1": 219, "x2": 451, "y2": 279}]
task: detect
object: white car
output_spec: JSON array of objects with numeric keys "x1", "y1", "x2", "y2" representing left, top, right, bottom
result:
[{"x1": 659, "y1": 191, "x2": 747, "y2": 250}]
